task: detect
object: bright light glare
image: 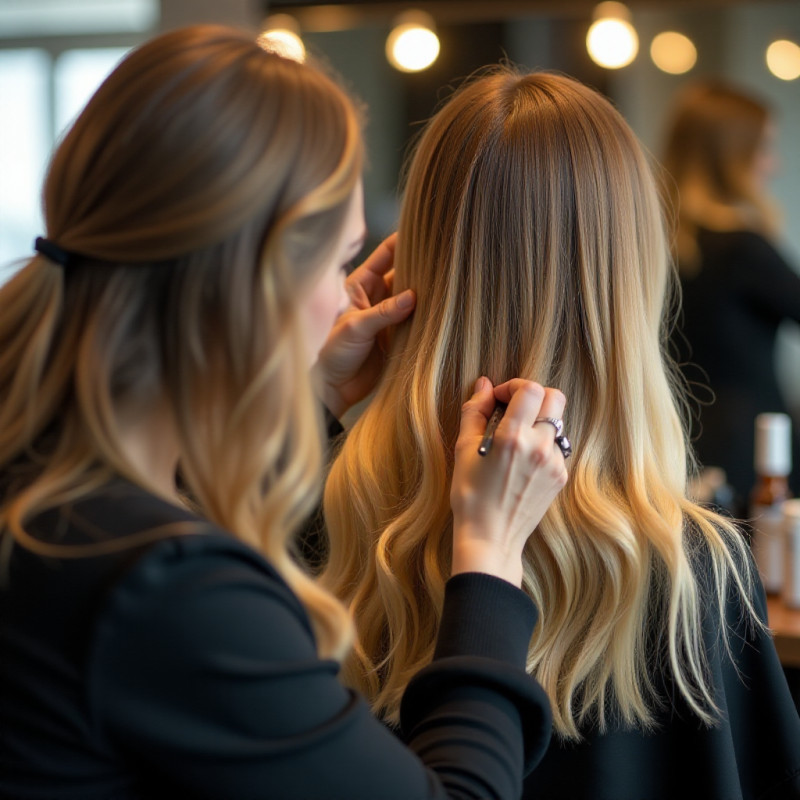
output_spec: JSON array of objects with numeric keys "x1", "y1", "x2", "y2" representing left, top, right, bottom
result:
[
  {"x1": 766, "y1": 39, "x2": 800, "y2": 81},
  {"x1": 257, "y1": 29, "x2": 306, "y2": 63},
  {"x1": 586, "y1": 18, "x2": 638, "y2": 69},
  {"x1": 650, "y1": 31, "x2": 697, "y2": 74},
  {"x1": 386, "y1": 24, "x2": 440, "y2": 72}
]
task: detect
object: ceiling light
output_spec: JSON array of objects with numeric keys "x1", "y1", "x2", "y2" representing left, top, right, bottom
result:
[
  {"x1": 586, "y1": 2, "x2": 638, "y2": 70},
  {"x1": 650, "y1": 31, "x2": 697, "y2": 75},
  {"x1": 766, "y1": 38, "x2": 800, "y2": 81},
  {"x1": 386, "y1": 10, "x2": 440, "y2": 73}
]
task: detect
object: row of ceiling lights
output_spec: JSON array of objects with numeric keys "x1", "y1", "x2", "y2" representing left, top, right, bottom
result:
[
  {"x1": 257, "y1": 9, "x2": 440, "y2": 72},
  {"x1": 258, "y1": 1, "x2": 800, "y2": 81},
  {"x1": 586, "y1": 1, "x2": 799, "y2": 78}
]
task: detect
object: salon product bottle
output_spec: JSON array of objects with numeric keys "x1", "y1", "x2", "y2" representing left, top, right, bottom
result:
[
  {"x1": 782, "y1": 499, "x2": 800, "y2": 609},
  {"x1": 749, "y1": 413, "x2": 792, "y2": 594}
]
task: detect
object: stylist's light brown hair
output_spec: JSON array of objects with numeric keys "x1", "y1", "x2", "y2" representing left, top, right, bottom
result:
[
  {"x1": 322, "y1": 68, "x2": 759, "y2": 737},
  {"x1": 0, "y1": 25, "x2": 361, "y2": 657},
  {"x1": 662, "y1": 80, "x2": 779, "y2": 272}
]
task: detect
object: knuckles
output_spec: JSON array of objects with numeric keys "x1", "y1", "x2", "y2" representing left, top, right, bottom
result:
[
  {"x1": 460, "y1": 398, "x2": 474, "y2": 415},
  {"x1": 545, "y1": 387, "x2": 566, "y2": 408},
  {"x1": 519, "y1": 382, "x2": 545, "y2": 403},
  {"x1": 495, "y1": 429, "x2": 570, "y2": 486},
  {"x1": 338, "y1": 315, "x2": 361, "y2": 337},
  {"x1": 376, "y1": 298, "x2": 394, "y2": 320},
  {"x1": 528, "y1": 444, "x2": 547, "y2": 465}
]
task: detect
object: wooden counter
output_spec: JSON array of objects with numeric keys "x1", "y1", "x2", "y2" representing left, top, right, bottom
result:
[{"x1": 766, "y1": 595, "x2": 800, "y2": 668}]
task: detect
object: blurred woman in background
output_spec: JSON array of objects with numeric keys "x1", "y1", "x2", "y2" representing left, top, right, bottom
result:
[{"x1": 663, "y1": 79, "x2": 800, "y2": 509}]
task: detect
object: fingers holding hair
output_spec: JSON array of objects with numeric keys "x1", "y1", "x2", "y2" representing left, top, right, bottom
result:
[
  {"x1": 493, "y1": 379, "x2": 569, "y2": 463},
  {"x1": 342, "y1": 232, "x2": 415, "y2": 342},
  {"x1": 450, "y1": 377, "x2": 569, "y2": 585},
  {"x1": 456, "y1": 376, "x2": 498, "y2": 447},
  {"x1": 346, "y1": 232, "x2": 399, "y2": 309},
  {"x1": 314, "y1": 233, "x2": 416, "y2": 417}
]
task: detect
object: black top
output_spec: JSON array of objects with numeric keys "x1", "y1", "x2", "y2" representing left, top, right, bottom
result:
[
  {"x1": 521, "y1": 540, "x2": 800, "y2": 800},
  {"x1": 675, "y1": 228, "x2": 800, "y2": 504},
  {"x1": 0, "y1": 478, "x2": 552, "y2": 799}
]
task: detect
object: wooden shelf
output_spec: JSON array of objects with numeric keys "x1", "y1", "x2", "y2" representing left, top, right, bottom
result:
[{"x1": 767, "y1": 595, "x2": 800, "y2": 668}]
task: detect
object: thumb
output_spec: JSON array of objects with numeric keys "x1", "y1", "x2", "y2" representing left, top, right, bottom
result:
[
  {"x1": 457, "y1": 377, "x2": 496, "y2": 442},
  {"x1": 349, "y1": 290, "x2": 416, "y2": 341}
]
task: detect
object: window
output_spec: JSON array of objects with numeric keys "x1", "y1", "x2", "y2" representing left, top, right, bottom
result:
[
  {"x1": 0, "y1": 47, "x2": 134, "y2": 282},
  {"x1": 0, "y1": 49, "x2": 50, "y2": 280},
  {"x1": 0, "y1": 0, "x2": 156, "y2": 283}
]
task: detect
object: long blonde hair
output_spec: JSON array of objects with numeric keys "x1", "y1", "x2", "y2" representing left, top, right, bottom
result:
[
  {"x1": 661, "y1": 79, "x2": 780, "y2": 272},
  {"x1": 322, "y1": 69, "x2": 758, "y2": 737},
  {"x1": 0, "y1": 25, "x2": 362, "y2": 658}
]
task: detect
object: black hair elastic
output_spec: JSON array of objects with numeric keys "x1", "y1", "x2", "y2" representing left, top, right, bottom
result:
[{"x1": 34, "y1": 236, "x2": 73, "y2": 268}]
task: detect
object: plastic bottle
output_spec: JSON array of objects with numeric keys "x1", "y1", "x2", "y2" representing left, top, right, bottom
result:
[
  {"x1": 749, "y1": 413, "x2": 792, "y2": 594},
  {"x1": 782, "y1": 499, "x2": 800, "y2": 609}
]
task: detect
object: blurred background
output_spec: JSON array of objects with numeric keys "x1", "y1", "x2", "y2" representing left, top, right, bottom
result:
[{"x1": 1, "y1": 0, "x2": 799, "y2": 420}]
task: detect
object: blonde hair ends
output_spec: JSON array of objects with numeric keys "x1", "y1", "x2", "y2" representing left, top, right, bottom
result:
[{"x1": 322, "y1": 69, "x2": 759, "y2": 737}]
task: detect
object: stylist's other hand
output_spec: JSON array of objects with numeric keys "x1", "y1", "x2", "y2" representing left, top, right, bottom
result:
[
  {"x1": 450, "y1": 377, "x2": 569, "y2": 587},
  {"x1": 313, "y1": 233, "x2": 416, "y2": 419}
]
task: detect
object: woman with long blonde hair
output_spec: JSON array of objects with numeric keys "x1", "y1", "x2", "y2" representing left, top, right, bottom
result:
[
  {"x1": 323, "y1": 69, "x2": 800, "y2": 798},
  {"x1": 663, "y1": 79, "x2": 800, "y2": 507},
  {"x1": 0, "y1": 30, "x2": 568, "y2": 798}
]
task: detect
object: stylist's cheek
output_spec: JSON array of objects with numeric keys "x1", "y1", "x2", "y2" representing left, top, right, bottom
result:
[
  {"x1": 298, "y1": 183, "x2": 365, "y2": 366},
  {"x1": 299, "y1": 263, "x2": 351, "y2": 366}
]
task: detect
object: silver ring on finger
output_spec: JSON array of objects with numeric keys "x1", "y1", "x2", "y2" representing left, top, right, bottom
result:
[
  {"x1": 534, "y1": 417, "x2": 564, "y2": 437},
  {"x1": 555, "y1": 435, "x2": 572, "y2": 460}
]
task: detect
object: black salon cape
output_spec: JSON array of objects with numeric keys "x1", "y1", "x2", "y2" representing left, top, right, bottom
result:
[
  {"x1": 0, "y1": 478, "x2": 552, "y2": 799},
  {"x1": 521, "y1": 542, "x2": 800, "y2": 800}
]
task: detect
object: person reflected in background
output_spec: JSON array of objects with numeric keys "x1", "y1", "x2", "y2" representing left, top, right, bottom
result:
[
  {"x1": 0, "y1": 27, "x2": 567, "y2": 798},
  {"x1": 321, "y1": 69, "x2": 800, "y2": 799},
  {"x1": 663, "y1": 79, "x2": 800, "y2": 512}
]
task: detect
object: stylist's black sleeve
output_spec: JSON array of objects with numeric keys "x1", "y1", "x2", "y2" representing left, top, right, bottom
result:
[{"x1": 92, "y1": 533, "x2": 552, "y2": 800}]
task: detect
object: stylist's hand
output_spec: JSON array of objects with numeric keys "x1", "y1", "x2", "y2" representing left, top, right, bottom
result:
[
  {"x1": 313, "y1": 233, "x2": 416, "y2": 419},
  {"x1": 450, "y1": 377, "x2": 569, "y2": 587}
]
